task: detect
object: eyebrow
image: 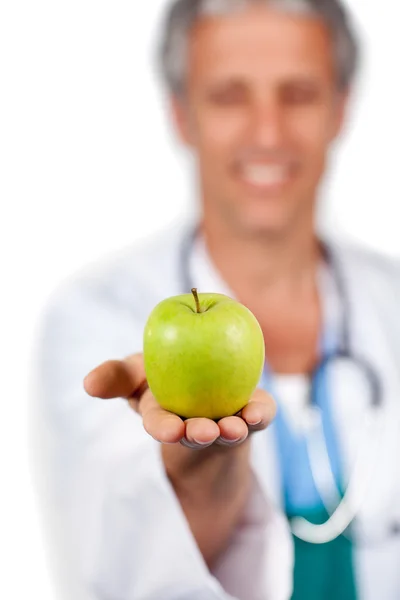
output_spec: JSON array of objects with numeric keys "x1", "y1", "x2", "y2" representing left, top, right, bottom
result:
[{"x1": 205, "y1": 74, "x2": 324, "y2": 89}]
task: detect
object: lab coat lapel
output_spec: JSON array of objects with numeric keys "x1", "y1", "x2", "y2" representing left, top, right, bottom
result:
[
  {"x1": 327, "y1": 241, "x2": 400, "y2": 526},
  {"x1": 327, "y1": 241, "x2": 400, "y2": 599}
]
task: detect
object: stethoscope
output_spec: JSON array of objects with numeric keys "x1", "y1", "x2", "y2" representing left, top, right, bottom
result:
[{"x1": 178, "y1": 225, "x2": 394, "y2": 544}]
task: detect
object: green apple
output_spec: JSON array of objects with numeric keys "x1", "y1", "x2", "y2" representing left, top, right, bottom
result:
[{"x1": 143, "y1": 288, "x2": 265, "y2": 420}]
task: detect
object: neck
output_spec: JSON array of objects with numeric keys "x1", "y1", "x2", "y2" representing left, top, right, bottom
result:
[{"x1": 201, "y1": 216, "x2": 322, "y2": 299}]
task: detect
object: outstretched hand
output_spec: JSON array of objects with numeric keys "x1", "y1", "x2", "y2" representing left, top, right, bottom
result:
[{"x1": 84, "y1": 354, "x2": 276, "y2": 449}]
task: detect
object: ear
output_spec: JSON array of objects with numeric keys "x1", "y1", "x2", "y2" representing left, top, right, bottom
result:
[
  {"x1": 170, "y1": 95, "x2": 194, "y2": 147},
  {"x1": 331, "y1": 89, "x2": 351, "y2": 141}
]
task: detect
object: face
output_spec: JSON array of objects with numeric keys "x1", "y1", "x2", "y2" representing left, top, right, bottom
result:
[{"x1": 171, "y1": 5, "x2": 348, "y2": 238}]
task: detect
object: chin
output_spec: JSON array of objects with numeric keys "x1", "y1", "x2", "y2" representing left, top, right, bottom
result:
[
  {"x1": 218, "y1": 187, "x2": 306, "y2": 238},
  {"x1": 235, "y1": 214, "x2": 293, "y2": 239},
  {"x1": 234, "y1": 202, "x2": 296, "y2": 238}
]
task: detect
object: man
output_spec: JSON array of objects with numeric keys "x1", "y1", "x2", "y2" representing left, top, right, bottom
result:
[{"x1": 36, "y1": 1, "x2": 400, "y2": 599}]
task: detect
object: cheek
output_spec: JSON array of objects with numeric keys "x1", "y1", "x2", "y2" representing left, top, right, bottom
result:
[
  {"x1": 287, "y1": 108, "x2": 336, "y2": 161},
  {"x1": 193, "y1": 108, "x2": 245, "y2": 161}
]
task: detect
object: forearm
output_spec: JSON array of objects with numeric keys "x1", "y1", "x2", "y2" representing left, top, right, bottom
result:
[{"x1": 162, "y1": 441, "x2": 252, "y2": 567}]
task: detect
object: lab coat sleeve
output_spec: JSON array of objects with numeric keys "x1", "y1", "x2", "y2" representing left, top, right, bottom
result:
[
  {"x1": 211, "y1": 472, "x2": 294, "y2": 600},
  {"x1": 33, "y1": 273, "x2": 292, "y2": 600}
]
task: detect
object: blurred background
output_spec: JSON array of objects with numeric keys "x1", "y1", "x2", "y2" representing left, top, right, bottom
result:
[{"x1": 0, "y1": 0, "x2": 399, "y2": 597}]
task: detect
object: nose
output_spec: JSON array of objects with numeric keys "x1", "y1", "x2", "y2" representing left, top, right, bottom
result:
[{"x1": 248, "y1": 96, "x2": 285, "y2": 149}]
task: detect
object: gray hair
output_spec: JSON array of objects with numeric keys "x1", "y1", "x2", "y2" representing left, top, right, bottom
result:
[{"x1": 157, "y1": 0, "x2": 360, "y2": 96}]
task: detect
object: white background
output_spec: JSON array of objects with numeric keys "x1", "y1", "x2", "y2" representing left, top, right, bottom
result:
[{"x1": 1, "y1": 0, "x2": 399, "y2": 597}]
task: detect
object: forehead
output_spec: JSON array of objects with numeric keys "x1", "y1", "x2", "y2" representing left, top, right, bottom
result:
[{"x1": 187, "y1": 5, "x2": 336, "y2": 86}]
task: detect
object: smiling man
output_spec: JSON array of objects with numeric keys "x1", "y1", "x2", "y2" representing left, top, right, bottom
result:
[
  {"x1": 37, "y1": 1, "x2": 400, "y2": 600},
  {"x1": 170, "y1": 3, "x2": 346, "y2": 247}
]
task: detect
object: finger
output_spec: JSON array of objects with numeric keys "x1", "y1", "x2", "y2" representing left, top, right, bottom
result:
[
  {"x1": 140, "y1": 388, "x2": 185, "y2": 444},
  {"x1": 84, "y1": 354, "x2": 146, "y2": 400},
  {"x1": 216, "y1": 416, "x2": 248, "y2": 447},
  {"x1": 240, "y1": 388, "x2": 277, "y2": 432},
  {"x1": 184, "y1": 418, "x2": 220, "y2": 448}
]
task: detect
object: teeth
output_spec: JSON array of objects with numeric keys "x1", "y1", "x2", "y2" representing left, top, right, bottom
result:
[{"x1": 242, "y1": 164, "x2": 288, "y2": 187}]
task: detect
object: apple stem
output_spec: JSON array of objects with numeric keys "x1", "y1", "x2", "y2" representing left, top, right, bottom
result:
[{"x1": 191, "y1": 288, "x2": 201, "y2": 313}]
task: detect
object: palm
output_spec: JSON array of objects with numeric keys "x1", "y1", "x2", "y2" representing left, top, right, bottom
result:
[{"x1": 84, "y1": 354, "x2": 275, "y2": 449}]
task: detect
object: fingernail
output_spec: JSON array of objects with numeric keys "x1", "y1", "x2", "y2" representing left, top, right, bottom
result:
[
  {"x1": 180, "y1": 437, "x2": 213, "y2": 449},
  {"x1": 192, "y1": 438, "x2": 214, "y2": 446},
  {"x1": 247, "y1": 419, "x2": 262, "y2": 426},
  {"x1": 180, "y1": 438, "x2": 203, "y2": 449},
  {"x1": 219, "y1": 436, "x2": 241, "y2": 444}
]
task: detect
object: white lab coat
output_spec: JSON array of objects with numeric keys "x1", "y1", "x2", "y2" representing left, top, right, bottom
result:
[{"x1": 33, "y1": 219, "x2": 400, "y2": 600}]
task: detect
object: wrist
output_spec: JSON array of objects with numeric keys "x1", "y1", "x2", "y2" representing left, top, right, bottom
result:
[{"x1": 162, "y1": 439, "x2": 251, "y2": 506}]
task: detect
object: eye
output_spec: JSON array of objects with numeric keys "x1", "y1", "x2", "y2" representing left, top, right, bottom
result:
[
  {"x1": 280, "y1": 84, "x2": 320, "y2": 105},
  {"x1": 208, "y1": 85, "x2": 247, "y2": 106}
]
